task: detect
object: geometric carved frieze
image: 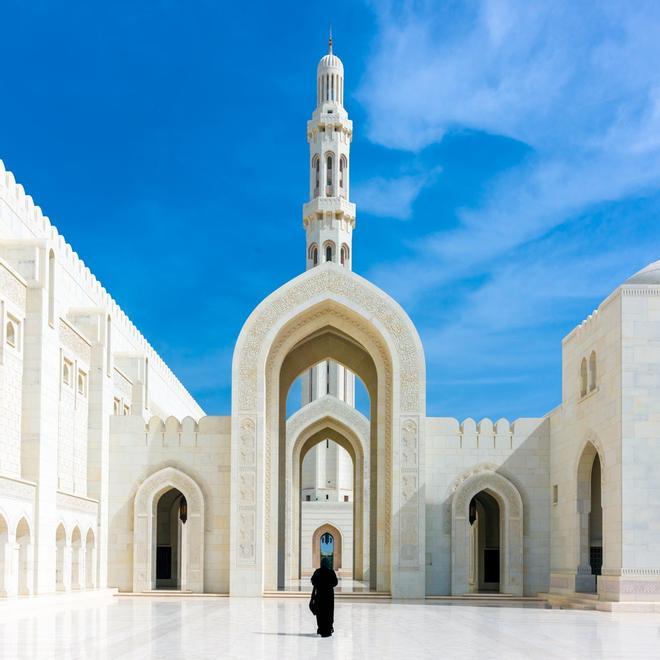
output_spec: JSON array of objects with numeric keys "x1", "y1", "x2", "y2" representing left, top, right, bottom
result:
[
  {"x1": 0, "y1": 262, "x2": 27, "y2": 309},
  {"x1": 0, "y1": 475, "x2": 36, "y2": 503},
  {"x1": 56, "y1": 490, "x2": 99, "y2": 515},
  {"x1": 59, "y1": 319, "x2": 92, "y2": 363}
]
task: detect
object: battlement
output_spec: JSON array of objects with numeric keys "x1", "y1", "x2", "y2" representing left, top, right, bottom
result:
[
  {"x1": 0, "y1": 159, "x2": 203, "y2": 418},
  {"x1": 110, "y1": 414, "x2": 230, "y2": 448},
  {"x1": 427, "y1": 416, "x2": 547, "y2": 451}
]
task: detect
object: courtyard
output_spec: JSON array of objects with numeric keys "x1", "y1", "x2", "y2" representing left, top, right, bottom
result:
[{"x1": 1, "y1": 595, "x2": 659, "y2": 659}]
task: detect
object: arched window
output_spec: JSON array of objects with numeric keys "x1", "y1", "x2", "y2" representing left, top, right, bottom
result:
[
  {"x1": 63, "y1": 358, "x2": 72, "y2": 386},
  {"x1": 325, "y1": 243, "x2": 334, "y2": 263},
  {"x1": 312, "y1": 155, "x2": 320, "y2": 198},
  {"x1": 340, "y1": 243, "x2": 349, "y2": 266},
  {"x1": 308, "y1": 243, "x2": 318, "y2": 267},
  {"x1": 6, "y1": 321, "x2": 16, "y2": 347},
  {"x1": 589, "y1": 351, "x2": 597, "y2": 392},
  {"x1": 326, "y1": 153, "x2": 334, "y2": 195},
  {"x1": 339, "y1": 155, "x2": 347, "y2": 196},
  {"x1": 580, "y1": 358, "x2": 588, "y2": 398}
]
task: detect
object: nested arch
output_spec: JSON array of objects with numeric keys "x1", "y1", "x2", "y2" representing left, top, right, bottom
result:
[
  {"x1": 231, "y1": 263, "x2": 426, "y2": 597},
  {"x1": 132, "y1": 466, "x2": 205, "y2": 593},
  {"x1": 286, "y1": 399, "x2": 370, "y2": 583},
  {"x1": 451, "y1": 469, "x2": 524, "y2": 596}
]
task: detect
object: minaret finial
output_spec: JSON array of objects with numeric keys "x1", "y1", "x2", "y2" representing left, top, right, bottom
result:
[{"x1": 328, "y1": 26, "x2": 333, "y2": 54}]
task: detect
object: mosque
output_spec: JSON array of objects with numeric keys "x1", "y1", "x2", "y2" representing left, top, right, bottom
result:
[{"x1": 1, "y1": 40, "x2": 660, "y2": 611}]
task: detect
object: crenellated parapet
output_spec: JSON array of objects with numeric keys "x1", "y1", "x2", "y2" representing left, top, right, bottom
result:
[
  {"x1": 131, "y1": 414, "x2": 231, "y2": 447},
  {"x1": 0, "y1": 159, "x2": 202, "y2": 416},
  {"x1": 427, "y1": 416, "x2": 547, "y2": 451}
]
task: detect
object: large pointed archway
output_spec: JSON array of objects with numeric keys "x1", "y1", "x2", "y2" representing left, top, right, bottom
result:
[{"x1": 230, "y1": 264, "x2": 426, "y2": 598}]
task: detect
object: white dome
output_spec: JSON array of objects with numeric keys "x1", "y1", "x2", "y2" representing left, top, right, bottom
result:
[
  {"x1": 625, "y1": 260, "x2": 660, "y2": 284},
  {"x1": 318, "y1": 52, "x2": 344, "y2": 74}
]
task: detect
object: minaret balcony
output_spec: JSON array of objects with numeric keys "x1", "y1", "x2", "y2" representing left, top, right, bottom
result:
[
  {"x1": 307, "y1": 115, "x2": 353, "y2": 138},
  {"x1": 303, "y1": 197, "x2": 356, "y2": 223}
]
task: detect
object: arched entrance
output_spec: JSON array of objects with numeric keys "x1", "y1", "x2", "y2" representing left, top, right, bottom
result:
[
  {"x1": 85, "y1": 528, "x2": 96, "y2": 589},
  {"x1": 15, "y1": 518, "x2": 32, "y2": 596},
  {"x1": 71, "y1": 527, "x2": 82, "y2": 590},
  {"x1": 155, "y1": 488, "x2": 185, "y2": 589},
  {"x1": 55, "y1": 523, "x2": 68, "y2": 592},
  {"x1": 231, "y1": 264, "x2": 426, "y2": 598},
  {"x1": 133, "y1": 466, "x2": 205, "y2": 593},
  {"x1": 312, "y1": 523, "x2": 343, "y2": 570},
  {"x1": 451, "y1": 470, "x2": 523, "y2": 596},
  {"x1": 0, "y1": 514, "x2": 8, "y2": 597},
  {"x1": 576, "y1": 440, "x2": 604, "y2": 593},
  {"x1": 468, "y1": 492, "x2": 501, "y2": 592}
]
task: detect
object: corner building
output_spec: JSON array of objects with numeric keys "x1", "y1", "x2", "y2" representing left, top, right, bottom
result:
[{"x1": 1, "y1": 42, "x2": 660, "y2": 610}]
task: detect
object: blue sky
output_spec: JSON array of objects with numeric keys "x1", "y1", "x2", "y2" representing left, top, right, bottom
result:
[{"x1": 2, "y1": 1, "x2": 660, "y2": 420}]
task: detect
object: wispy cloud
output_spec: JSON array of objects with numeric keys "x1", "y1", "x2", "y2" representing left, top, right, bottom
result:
[
  {"x1": 357, "y1": 0, "x2": 660, "y2": 417},
  {"x1": 353, "y1": 168, "x2": 440, "y2": 219}
]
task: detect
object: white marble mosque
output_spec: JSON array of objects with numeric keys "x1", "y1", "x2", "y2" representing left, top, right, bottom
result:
[{"x1": 2, "y1": 38, "x2": 660, "y2": 617}]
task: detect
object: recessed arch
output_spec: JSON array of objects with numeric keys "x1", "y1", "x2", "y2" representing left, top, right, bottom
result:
[
  {"x1": 575, "y1": 436, "x2": 605, "y2": 593},
  {"x1": 85, "y1": 527, "x2": 96, "y2": 589},
  {"x1": 132, "y1": 466, "x2": 205, "y2": 593},
  {"x1": 0, "y1": 513, "x2": 8, "y2": 597},
  {"x1": 15, "y1": 517, "x2": 32, "y2": 596},
  {"x1": 451, "y1": 469, "x2": 523, "y2": 596},
  {"x1": 71, "y1": 526, "x2": 82, "y2": 590},
  {"x1": 55, "y1": 522, "x2": 68, "y2": 592}
]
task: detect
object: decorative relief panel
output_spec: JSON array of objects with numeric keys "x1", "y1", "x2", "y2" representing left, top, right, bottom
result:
[
  {"x1": 237, "y1": 416, "x2": 257, "y2": 564},
  {"x1": 0, "y1": 263, "x2": 27, "y2": 309},
  {"x1": 401, "y1": 419, "x2": 418, "y2": 468},
  {"x1": 238, "y1": 511, "x2": 256, "y2": 561},
  {"x1": 0, "y1": 475, "x2": 36, "y2": 502},
  {"x1": 56, "y1": 491, "x2": 99, "y2": 515},
  {"x1": 59, "y1": 319, "x2": 92, "y2": 363},
  {"x1": 239, "y1": 418, "x2": 256, "y2": 466},
  {"x1": 237, "y1": 268, "x2": 423, "y2": 413},
  {"x1": 239, "y1": 473, "x2": 256, "y2": 507}
]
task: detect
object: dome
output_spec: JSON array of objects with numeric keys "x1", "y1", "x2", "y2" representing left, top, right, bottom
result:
[
  {"x1": 318, "y1": 51, "x2": 344, "y2": 74},
  {"x1": 625, "y1": 260, "x2": 660, "y2": 285}
]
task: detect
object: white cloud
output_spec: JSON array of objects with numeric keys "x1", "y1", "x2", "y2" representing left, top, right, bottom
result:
[
  {"x1": 353, "y1": 168, "x2": 440, "y2": 219},
  {"x1": 357, "y1": 0, "x2": 660, "y2": 414}
]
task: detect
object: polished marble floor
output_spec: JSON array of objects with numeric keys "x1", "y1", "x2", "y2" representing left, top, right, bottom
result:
[{"x1": 1, "y1": 595, "x2": 660, "y2": 659}]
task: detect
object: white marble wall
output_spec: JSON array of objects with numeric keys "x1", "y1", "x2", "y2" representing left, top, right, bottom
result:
[
  {"x1": 108, "y1": 415, "x2": 231, "y2": 594},
  {"x1": 425, "y1": 417, "x2": 550, "y2": 596}
]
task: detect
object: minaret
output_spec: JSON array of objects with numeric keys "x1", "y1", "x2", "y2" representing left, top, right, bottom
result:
[
  {"x1": 300, "y1": 36, "x2": 355, "y2": 503},
  {"x1": 303, "y1": 34, "x2": 356, "y2": 271}
]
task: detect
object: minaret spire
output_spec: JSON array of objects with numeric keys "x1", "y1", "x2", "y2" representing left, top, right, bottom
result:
[{"x1": 302, "y1": 38, "x2": 356, "y2": 272}]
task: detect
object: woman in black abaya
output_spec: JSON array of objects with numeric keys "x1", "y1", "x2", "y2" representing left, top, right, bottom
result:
[{"x1": 310, "y1": 559, "x2": 338, "y2": 637}]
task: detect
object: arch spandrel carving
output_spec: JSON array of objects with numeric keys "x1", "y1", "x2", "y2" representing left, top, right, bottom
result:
[{"x1": 234, "y1": 265, "x2": 425, "y2": 414}]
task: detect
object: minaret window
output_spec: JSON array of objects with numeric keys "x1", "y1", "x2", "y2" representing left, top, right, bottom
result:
[
  {"x1": 340, "y1": 244, "x2": 349, "y2": 266},
  {"x1": 308, "y1": 243, "x2": 318, "y2": 267},
  {"x1": 312, "y1": 155, "x2": 320, "y2": 197},
  {"x1": 339, "y1": 155, "x2": 347, "y2": 196},
  {"x1": 326, "y1": 154, "x2": 334, "y2": 195},
  {"x1": 325, "y1": 243, "x2": 334, "y2": 263}
]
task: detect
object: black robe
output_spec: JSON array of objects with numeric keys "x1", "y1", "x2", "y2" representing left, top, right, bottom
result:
[{"x1": 311, "y1": 566, "x2": 338, "y2": 636}]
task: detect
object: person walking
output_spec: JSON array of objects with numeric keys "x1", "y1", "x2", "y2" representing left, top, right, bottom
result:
[{"x1": 309, "y1": 559, "x2": 338, "y2": 637}]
